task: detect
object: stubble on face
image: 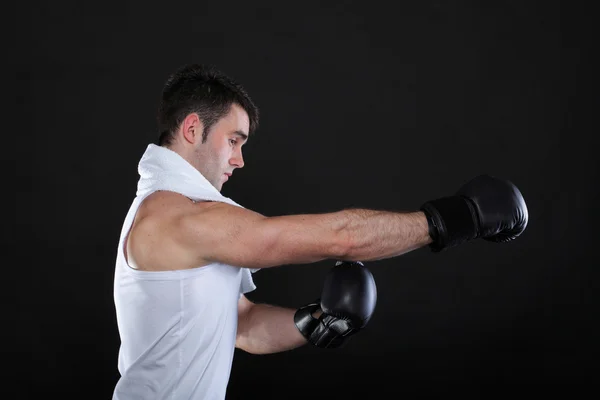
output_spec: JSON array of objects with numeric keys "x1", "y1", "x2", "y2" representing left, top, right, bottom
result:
[
  {"x1": 193, "y1": 138, "x2": 223, "y2": 191},
  {"x1": 189, "y1": 104, "x2": 250, "y2": 192}
]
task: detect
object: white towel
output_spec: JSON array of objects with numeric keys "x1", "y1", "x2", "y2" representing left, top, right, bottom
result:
[
  {"x1": 135, "y1": 143, "x2": 259, "y2": 277},
  {"x1": 137, "y1": 143, "x2": 244, "y2": 207}
]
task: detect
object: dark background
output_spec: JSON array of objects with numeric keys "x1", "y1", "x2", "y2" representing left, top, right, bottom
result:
[{"x1": 7, "y1": 0, "x2": 596, "y2": 398}]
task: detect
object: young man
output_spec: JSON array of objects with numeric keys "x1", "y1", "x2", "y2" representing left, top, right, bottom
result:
[{"x1": 112, "y1": 64, "x2": 528, "y2": 399}]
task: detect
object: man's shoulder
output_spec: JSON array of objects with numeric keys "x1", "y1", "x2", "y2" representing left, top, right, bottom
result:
[
  {"x1": 127, "y1": 191, "x2": 218, "y2": 270},
  {"x1": 134, "y1": 191, "x2": 245, "y2": 238},
  {"x1": 138, "y1": 191, "x2": 214, "y2": 218}
]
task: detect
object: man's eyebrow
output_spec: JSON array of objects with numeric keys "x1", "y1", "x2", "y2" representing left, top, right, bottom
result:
[{"x1": 233, "y1": 130, "x2": 248, "y2": 141}]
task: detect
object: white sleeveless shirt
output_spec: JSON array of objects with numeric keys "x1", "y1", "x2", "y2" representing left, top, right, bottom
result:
[{"x1": 112, "y1": 144, "x2": 258, "y2": 400}]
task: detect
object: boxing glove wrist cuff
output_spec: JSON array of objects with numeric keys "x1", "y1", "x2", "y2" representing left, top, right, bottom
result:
[
  {"x1": 294, "y1": 301, "x2": 321, "y2": 340},
  {"x1": 421, "y1": 195, "x2": 479, "y2": 252},
  {"x1": 294, "y1": 302, "x2": 354, "y2": 349}
]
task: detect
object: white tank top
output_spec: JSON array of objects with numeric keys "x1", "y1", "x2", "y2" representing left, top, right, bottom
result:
[{"x1": 112, "y1": 193, "x2": 256, "y2": 400}]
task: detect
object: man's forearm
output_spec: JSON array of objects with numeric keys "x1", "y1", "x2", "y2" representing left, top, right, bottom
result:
[
  {"x1": 236, "y1": 303, "x2": 311, "y2": 355},
  {"x1": 336, "y1": 209, "x2": 433, "y2": 261}
]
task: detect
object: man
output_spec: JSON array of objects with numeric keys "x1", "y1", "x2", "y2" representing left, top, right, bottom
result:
[{"x1": 112, "y1": 64, "x2": 528, "y2": 399}]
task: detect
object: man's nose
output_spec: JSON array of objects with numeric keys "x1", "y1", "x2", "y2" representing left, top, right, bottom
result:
[{"x1": 230, "y1": 151, "x2": 244, "y2": 168}]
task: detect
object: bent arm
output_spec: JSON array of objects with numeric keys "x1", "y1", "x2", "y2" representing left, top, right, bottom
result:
[{"x1": 236, "y1": 295, "x2": 317, "y2": 355}]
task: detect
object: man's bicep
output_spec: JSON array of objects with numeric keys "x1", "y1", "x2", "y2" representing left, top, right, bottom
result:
[
  {"x1": 176, "y1": 202, "x2": 347, "y2": 269},
  {"x1": 176, "y1": 202, "x2": 270, "y2": 268}
]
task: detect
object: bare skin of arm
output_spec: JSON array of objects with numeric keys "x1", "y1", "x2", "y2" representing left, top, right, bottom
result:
[
  {"x1": 126, "y1": 191, "x2": 431, "y2": 271},
  {"x1": 235, "y1": 295, "x2": 315, "y2": 355},
  {"x1": 125, "y1": 190, "x2": 432, "y2": 354}
]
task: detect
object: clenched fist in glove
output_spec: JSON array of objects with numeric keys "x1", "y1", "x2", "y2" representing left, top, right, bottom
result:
[
  {"x1": 421, "y1": 174, "x2": 529, "y2": 252},
  {"x1": 294, "y1": 261, "x2": 377, "y2": 349}
]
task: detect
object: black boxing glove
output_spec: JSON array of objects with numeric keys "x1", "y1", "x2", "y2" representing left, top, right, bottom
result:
[
  {"x1": 294, "y1": 261, "x2": 377, "y2": 349},
  {"x1": 420, "y1": 174, "x2": 529, "y2": 252}
]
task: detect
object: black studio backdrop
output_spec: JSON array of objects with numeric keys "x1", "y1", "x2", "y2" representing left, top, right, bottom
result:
[{"x1": 6, "y1": 0, "x2": 596, "y2": 399}]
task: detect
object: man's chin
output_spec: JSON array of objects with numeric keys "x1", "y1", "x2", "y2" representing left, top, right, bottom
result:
[{"x1": 207, "y1": 180, "x2": 221, "y2": 191}]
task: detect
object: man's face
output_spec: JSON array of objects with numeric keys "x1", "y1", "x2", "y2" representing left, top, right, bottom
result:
[{"x1": 193, "y1": 103, "x2": 250, "y2": 192}]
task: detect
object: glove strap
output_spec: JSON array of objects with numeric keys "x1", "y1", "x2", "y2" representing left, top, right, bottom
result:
[{"x1": 421, "y1": 195, "x2": 479, "y2": 252}]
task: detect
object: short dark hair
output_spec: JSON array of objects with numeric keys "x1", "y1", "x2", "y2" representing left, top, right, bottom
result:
[{"x1": 157, "y1": 64, "x2": 259, "y2": 146}]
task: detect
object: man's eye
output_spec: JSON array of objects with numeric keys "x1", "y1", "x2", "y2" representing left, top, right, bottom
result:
[{"x1": 230, "y1": 139, "x2": 237, "y2": 145}]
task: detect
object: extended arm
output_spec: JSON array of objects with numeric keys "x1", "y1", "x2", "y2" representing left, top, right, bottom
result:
[
  {"x1": 176, "y1": 198, "x2": 432, "y2": 269},
  {"x1": 135, "y1": 174, "x2": 527, "y2": 271},
  {"x1": 125, "y1": 191, "x2": 430, "y2": 272}
]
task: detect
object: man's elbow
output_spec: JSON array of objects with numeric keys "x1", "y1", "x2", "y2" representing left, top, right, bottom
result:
[
  {"x1": 235, "y1": 333, "x2": 266, "y2": 355},
  {"x1": 235, "y1": 325, "x2": 253, "y2": 353},
  {"x1": 235, "y1": 336, "x2": 253, "y2": 354},
  {"x1": 236, "y1": 340, "x2": 269, "y2": 355},
  {"x1": 236, "y1": 297, "x2": 257, "y2": 353}
]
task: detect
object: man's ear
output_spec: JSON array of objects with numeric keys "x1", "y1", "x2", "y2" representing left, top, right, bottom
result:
[{"x1": 181, "y1": 113, "x2": 204, "y2": 144}]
